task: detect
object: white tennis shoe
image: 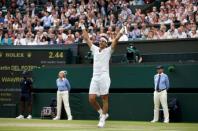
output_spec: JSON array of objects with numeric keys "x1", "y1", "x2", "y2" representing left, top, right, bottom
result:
[
  {"x1": 26, "y1": 115, "x2": 32, "y2": 119},
  {"x1": 68, "y1": 116, "x2": 73, "y2": 120},
  {"x1": 164, "y1": 120, "x2": 169, "y2": 123},
  {"x1": 150, "y1": 119, "x2": 158, "y2": 123},
  {"x1": 98, "y1": 114, "x2": 109, "y2": 128},
  {"x1": 53, "y1": 116, "x2": 60, "y2": 120},
  {"x1": 16, "y1": 115, "x2": 24, "y2": 119}
]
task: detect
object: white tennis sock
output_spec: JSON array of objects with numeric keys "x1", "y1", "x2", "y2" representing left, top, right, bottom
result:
[{"x1": 98, "y1": 109, "x2": 103, "y2": 115}]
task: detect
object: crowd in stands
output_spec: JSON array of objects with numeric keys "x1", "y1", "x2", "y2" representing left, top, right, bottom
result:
[{"x1": 0, "y1": 0, "x2": 197, "y2": 45}]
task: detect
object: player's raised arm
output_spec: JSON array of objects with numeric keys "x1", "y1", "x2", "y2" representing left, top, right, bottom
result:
[
  {"x1": 111, "y1": 26, "x2": 126, "y2": 50},
  {"x1": 80, "y1": 22, "x2": 93, "y2": 48}
]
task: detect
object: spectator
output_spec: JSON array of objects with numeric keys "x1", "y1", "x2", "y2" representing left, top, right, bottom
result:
[
  {"x1": 74, "y1": 32, "x2": 82, "y2": 43},
  {"x1": 18, "y1": 27, "x2": 25, "y2": 37},
  {"x1": 65, "y1": 32, "x2": 75, "y2": 44},
  {"x1": 34, "y1": 30, "x2": 43, "y2": 44},
  {"x1": 46, "y1": 1, "x2": 53, "y2": 13},
  {"x1": 0, "y1": 11, "x2": 5, "y2": 24},
  {"x1": 177, "y1": 27, "x2": 187, "y2": 38},
  {"x1": 10, "y1": 0, "x2": 17, "y2": 10},
  {"x1": 189, "y1": 27, "x2": 198, "y2": 38},
  {"x1": 127, "y1": 25, "x2": 133, "y2": 40},
  {"x1": 152, "y1": 27, "x2": 159, "y2": 39},
  {"x1": 47, "y1": 28, "x2": 55, "y2": 38},
  {"x1": 99, "y1": 0, "x2": 107, "y2": 18},
  {"x1": 8, "y1": 30, "x2": 15, "y2": 43},
  {"x1": 161, "y1": 15, "x2": 172, "y2": 24},
  {"x1": 52, "y1": 14, "x2": 61, "y2": 28},
  {"x1": 184, "y1": 22, "x2": 192, "y2": 36},
  {"x1": 96, "y1": 17, "x2": 103, "y2": 29},
  {"x1": 4, "y1": 11, "x2": 13, "y2": 23},
  {"x1": 57, "y1": 34, "x2": 65, "y2": 45},
  {"x1": 140, "y1": 23, "x2": 150, "y2": 39},
  {"x1": 1, "y1": 33, "x2": 13, "y2": 45},
  {"x1": 90, "y1": 33, "x2": 97, "y2": 43},
  {"x1": 41, "y1": 11, "x2": 53, "y2": 29},
  {"x1": 140, "y1": 14, "x2": 149, "y2": 24},
  {"x1": 108, "y1": 14, "x2": 116, "y2": 27},
  {"x1": 58, "y1": 27, "x2": 67, "y2": 41},
  {"x1": 67, "y1": 30, "x2": 75, "y2": 38},
  {"x1": 30, "y1": 3, "x2": 36, "y2": 18},
  {"x1": 69, "y1": 8, "x2": 79, "y2": 25},
  {"x1": 130, "y1": 23, "x2": 141, "y2": 39},
  {"x1": 136, "y1": 0, "x2": 145, "y2": 5},
  {"x1": 0, "y1": 29, "x2": 3, "y2": 45},
  {"x1": 120, "y1": 4, "x2": 132, "y2": 21},
  {"x1": 166, "y1": 23, "x2": 178, "y2": 39},
  {"x1": 73, "y1": 21, "x2": 79, "y2": 30},
  {"x1": 147, "y1": 30, "x2": 154, "y2": 40},
  {"x1": 27, "y1": 35, "x2": 37, "y2": 45},
  {"x1": 116, "y1": 14, "x2": 124, "y2": 27},
  {"x1": 195, "y1": 12, "x2": 198, "y2": 22},
  {"x1": 34, "y1": 21, "x2": 43, "y2": 31},
  {"x1": 157, "y1": 29, "x2": 166, "y2": 39},
  {"x1": 106, "y1": 26, "x2": 113, "y2": 38},
  {"x1": 17, "y1": 0, "x2": 25, "y2": 9},
  {"x1": 40, "y1": 36, "x2": 49, "y2": 45},
  {"x1": 49, "y1": 34, "x2": 57, "y2": 45},
  {"x1": 0, "y1": 0, "x2": 197, "y2": 45},
  {"x1": 134, "y1": 9, "x2": 143, "y2": 24},
  {"x1": 14, "y1": 34, "x2": 26, "y2": 45},
  {"x1": 62, "y1": 18, "x2": 72, "y2": 30},
  {"x1": 180, "y1": 14, "x2": 188, "y2": 23},
  {"x1": 25, "y1": 32, "x2": 34, "y2": 45},
  {"x1": 13, "y1": 19, "x2": 20, "y2": 31},
  {"x1": 151, "y1": 6, "x2": 158, "y2": 16}
]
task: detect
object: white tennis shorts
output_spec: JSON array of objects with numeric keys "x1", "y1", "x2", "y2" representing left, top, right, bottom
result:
[{"x1": 89, "y1": 74, "x2": 111, "y2": 96}]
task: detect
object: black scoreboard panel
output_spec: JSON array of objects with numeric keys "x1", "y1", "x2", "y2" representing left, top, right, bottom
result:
[
  {"x1": 0, "y1": 48, "x2": 72, "y2": 106},
  {"x1": 0, "y1": 50, "x2": 68, "y2": 65}
]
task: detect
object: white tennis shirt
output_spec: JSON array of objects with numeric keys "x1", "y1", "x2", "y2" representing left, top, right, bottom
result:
[{"x1": 91, "y1": 44, "x2": 113, "y2": 76}]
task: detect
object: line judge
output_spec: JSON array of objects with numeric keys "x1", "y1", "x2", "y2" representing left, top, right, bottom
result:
[{"x1": 151, "y1": 65, "x2": 170, "y2": 123}]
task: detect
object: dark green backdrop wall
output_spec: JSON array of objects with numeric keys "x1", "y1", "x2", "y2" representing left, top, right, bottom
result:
[
  {"x1": 33, "y1": 64, "x2": 198, "y2": 89},
  {"x1": 32, "y1": 64, "x2": 198, "y2": 122},
  {"x1": 32, "y1": 93, "x2": 198, "y2": 122}
]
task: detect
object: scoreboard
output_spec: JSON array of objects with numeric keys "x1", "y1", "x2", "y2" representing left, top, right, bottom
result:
[{"x1": 0, "y1": 47, "x2": 73, "y2": 107}]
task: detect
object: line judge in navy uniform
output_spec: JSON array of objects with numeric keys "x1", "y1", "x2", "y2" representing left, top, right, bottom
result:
[
  {"x1": 151, "y1": 65, "x2": 170, "y2": 123},
  {"x1": 16, "y1": 71, "x2": 33, "y2": 119}
]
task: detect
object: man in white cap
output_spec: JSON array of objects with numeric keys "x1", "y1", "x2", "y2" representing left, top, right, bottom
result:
[{"x1": 80, "y1": 21, "x2": 126, "y2": 128}]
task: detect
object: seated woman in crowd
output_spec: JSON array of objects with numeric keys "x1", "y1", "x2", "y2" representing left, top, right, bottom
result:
[{"x1": 1, "y1": 32, "x2": 12, "y2": 45}]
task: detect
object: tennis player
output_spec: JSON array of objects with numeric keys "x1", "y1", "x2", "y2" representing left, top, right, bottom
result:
[{"x1": 80, "y1": 21, "x2": 125, "y2": 128}]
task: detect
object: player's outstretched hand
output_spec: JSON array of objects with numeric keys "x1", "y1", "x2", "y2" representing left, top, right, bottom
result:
[
  {"x1": 120, "y1": 25, "x2": 127, "y2": 34},
  {"x1": 79, "y1": 19, "x2": 85, "y2": 30}
]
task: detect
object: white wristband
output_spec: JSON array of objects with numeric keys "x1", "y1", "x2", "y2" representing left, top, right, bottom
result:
[
  {"x1": 119, "y1": 27, "x2": 125, "y2": 34},
  {"x1": 81, "y1": 24, "x2": 85, "y2": 30},
  {"x1": 124, "y1": 26, "x2": 127, "y2": 34}
]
